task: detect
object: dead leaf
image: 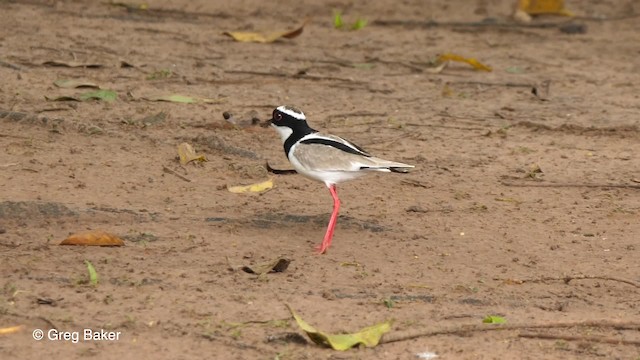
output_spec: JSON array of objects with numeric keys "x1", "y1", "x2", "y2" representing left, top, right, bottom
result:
[
  {"x1": 45, "y1": 95, "x2": 82, "y2": 102},
  {"x1": 119, "y1": 60, "x2": 143, "y2": 68},
  {"x1": 42, "y1": 60, "x2": 103, "y2": 68},
  {"x1": 142, "y1": 94, "x2": 222, "y2": 104},
  {"x1": 109, "y1": 1, "x2": 148, "y2": 10},
  {"x1": 517, "y1": 0, "x2": 573, "y2": 16},
  {"x1": 503, "y1": 278, "x2": 525, "y2": 285},
  {"x1": 287, "y1": 305, "x2": 392, "y2": 351},
  {"x1": 60, "y1": 230, "x2": 124, "y2": 246},
  {"x1": 223, "y1": 21, "x2": 307, "y2": 43},
  {"x1": 242, "y1": 258, "x2": 291, "y2": 275},
  {"x1": 54, "y1": 79, "x2": 100, "y2": 89},
  {"x1": 437, "y1": 53, "x2": 492, "y2": 72},
  {"x1": 177, "y1": 143, "x2": 207, "y2": 165},
  {"x1": 266, "y1": 161, "x2": 297, "y2": 175},
  {"x1": 531, "y1": 80, "x2": 551, "y2": 100},
  {"x1": 0, "y1": 325, "x2": 24, "y2": 335},
  {"x1": 425, "y1": 61, "x2": 448, "y2": 74},
  {"x1": 513, "y1": 9, "x2": 533, "y2": 23},
  {"x1": 45, "y1": 90, "x2": 117, "y2": 102},
  {"x1": 526, "y1": 163, "x2": 543, "y2": 178},
  {"x1": 227, "y1": 178, "x2": 274, "y2": 194}
]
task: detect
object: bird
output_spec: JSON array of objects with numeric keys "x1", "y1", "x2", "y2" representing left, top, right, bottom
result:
[{"x1": 269, "y1": 105, "x2": 414, "y2": 254}]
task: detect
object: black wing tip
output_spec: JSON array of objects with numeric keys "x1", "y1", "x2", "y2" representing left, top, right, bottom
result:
[{"x1": 390, "y1": 167, "x2": 413, "y2": 173}]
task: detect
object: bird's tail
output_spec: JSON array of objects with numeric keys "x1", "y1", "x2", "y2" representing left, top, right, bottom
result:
[{"x1": 361, "y1": 157, "x2": 414, "y2": 173}]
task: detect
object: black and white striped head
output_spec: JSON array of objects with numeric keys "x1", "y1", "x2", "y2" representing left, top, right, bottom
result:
[{"x1": 270, "y1": 105, "x2": 315, "y2": 143}]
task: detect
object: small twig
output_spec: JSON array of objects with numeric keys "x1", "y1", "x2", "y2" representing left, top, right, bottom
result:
[
  {"x1": 519, "y1": 332, "x2": 640, "y2": 346},
  {"x1": 500, "y1": 181, "x2": 640, "y2": 190},
  {"x1": 265, "y1": 162, "x2": 296, "y2": 175},
  {"x1": 373, "y1": 19, "x2": 572, "y2": 30},
  {"x1": 448, "y1": 80, "x2": 532, "y2": 88},
  {"x1": 224, "y1": 70, "x2": 361, "y2": 83},
  {"x1": 380, "y1": 320, "x2": 640, "y2": 344},
  {"x1": 501, "y1": 275, "x2": 640, "y2": 289},
  {"x1": 0, "y1": 60, "x2": 22, "y2": 71},
  {"x1": 162, "y1": 166, "x2": 191, "y2": 182},
  {"x1": 401, "y1": 179, "x2": 431, "y2": 189},
  {"x1": 326, "y1": 111, "x2": 388, "y2": 119},
  {"x1": 404, "y1": 123, "x2": 486, "y2": 131}
]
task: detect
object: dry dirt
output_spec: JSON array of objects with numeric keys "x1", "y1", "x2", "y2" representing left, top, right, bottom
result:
[{"x1": 1, "y1": 0, "x2": 640, "y2": 359}]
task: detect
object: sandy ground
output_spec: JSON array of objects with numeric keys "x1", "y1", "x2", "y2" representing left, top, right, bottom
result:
[{"x1": 1, "y1": 0, "x2": 640, "y2": 359}]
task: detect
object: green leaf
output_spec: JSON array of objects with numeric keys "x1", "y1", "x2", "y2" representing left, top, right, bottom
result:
[
  {"x1": 333, "y1": 11, "x2": 344, "y2": 29},
  {"x1": 351, "y1": 18, "x2": 368, "y2": 30},
  {"x1": 483, "y1": 315, "x2": 506, "y2": 324},
  {"x1": 287, "y1": 304, "x2": 392, "y2": 351},
  {"x1": 85, "y1": 260, "x2": 99, "y2": 286},
  {"x1": 79, "y1": 90, "x2": 117, "y2": 102},
  {"x1": 383, "y1": 298, "x2": 395, "y2": 309}
]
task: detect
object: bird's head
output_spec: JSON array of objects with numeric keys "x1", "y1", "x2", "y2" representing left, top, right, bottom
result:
[{"x1": 269, "y1": 105, "x2": 314, "y2": 142}]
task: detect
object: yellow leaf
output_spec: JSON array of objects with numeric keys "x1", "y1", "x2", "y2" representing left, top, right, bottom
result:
[
  {"x1": 60, "y1": 230, "x2": 124, "y2": 246},
  {"x1": 438, "y1": 53, "x2": 492, "y2": 72},
  {"x1": 227, "y1": 178, "x2": 274, "y2": 194},
  {"x1": 223, "y1": 22, "x2": 306, "y2": 43},
  {"x1": 287, "y1": 304, "x2": 392, "y2": 351},
  {"x1": 177, "y1": 143, "x2": 207, "y2": 165},
  {"x1": 517, "y1": 0, "x2": 573, "y2": 16},
  {"x1": 0, "y1": 325, "x2": 24, "y2": 335}
]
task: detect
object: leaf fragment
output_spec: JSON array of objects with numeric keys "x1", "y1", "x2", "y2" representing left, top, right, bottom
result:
[
  {"x1": 287, "y1": 305, "x2": 392, "y2": 351},
  {"x1": 42, "y1": 60, "x2": 103, "y2": 68},
  {"x1": 60, "y1": 230, "x2": 125, "y2": 246},
  {"x1": 79, "y1": 89, "x2": 117, "y2": 102},
  {"x1": 177, "y1": 142, "x2": 207, "y2": 165},
  {"x1": 351, "y1": 18, "x2": 368, "y2": 31},
  {"x1": 241, "y1": 258, "x2": 291, "y2": 275},
  {"x1": 142, "y1": 94, "x2": 222, "y2": 104},
  {"x1": 109, "y1": 1, "x2": 148, "y2": 10},
  {"x1": 85, "y1": 260, "x2": 99, "y2": 286},
  {"x1": 483, "y1": 315, "x2": 506, "y2": 324},
  {"x1": 333, "y1": 11, "x2": 367, "y2": 31},
  {"x1": 227, "y1": 178, "x2": 274, "y2": 194},
  {"x1": 223, "y1": 22, "x2": 306, "y2": 43},
  {"x1": 517, "y1": 0, "x2": 573, "y2": 16},
  {"x1": 0, "y1": 325, "x2": 24, "y2": 335},
  {"x1": 333, "y1": 11, "x2": 344, "y2": 29},
  {"x1": 54, "y1": 79, "x2": 100, "y2": 89},
  {"x1": 437, "y1": 53, "x2": 492, "y2": 72},
  {"x1": 45, "y1": 95, "x2": 82, "y2": 102}
]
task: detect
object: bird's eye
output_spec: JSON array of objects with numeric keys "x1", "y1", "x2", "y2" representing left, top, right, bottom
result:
[{"x1": 274, "y1": 112, "x2": 283, "y2": 121}]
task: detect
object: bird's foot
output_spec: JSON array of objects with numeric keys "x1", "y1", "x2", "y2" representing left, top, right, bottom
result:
[{"x1": 315, "y1": 242, "x2": 330, "y2": 254}]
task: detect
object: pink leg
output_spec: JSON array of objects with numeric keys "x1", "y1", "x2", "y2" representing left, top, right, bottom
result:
[{"x1": 316, "y1": 184, "x2": 340, "y2": 254}]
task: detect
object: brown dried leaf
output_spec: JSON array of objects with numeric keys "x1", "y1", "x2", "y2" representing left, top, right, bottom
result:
[
  {"x1": 60, "y1": 230, "x2": 124, "y2": 246},
  {"x1": 0, "y1": 325, "x2": 24, "y2": 335},
  {"x1": 242, "y1": 258, "x2": 291, "y2": 275},
  {"x1": 223, "y1": 21, "x2": 307, "y2": 43},
  {"x1": 42, "y1": 60, "x2": 103, "y2": 68},
  {"x1": 437, "y1": 53, "x2": 492, "y2": 72},
  {"x1": 177, "y1": 142, "x2": 207, "y2": 165},
  {"x1": 517, "y1": 0, "x2": 573, "y2": 16}
]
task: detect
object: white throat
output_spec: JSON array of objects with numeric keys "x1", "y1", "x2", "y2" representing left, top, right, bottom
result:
[{"x1": 272, "y1": 124, "x2": 293, "y2": 143}]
